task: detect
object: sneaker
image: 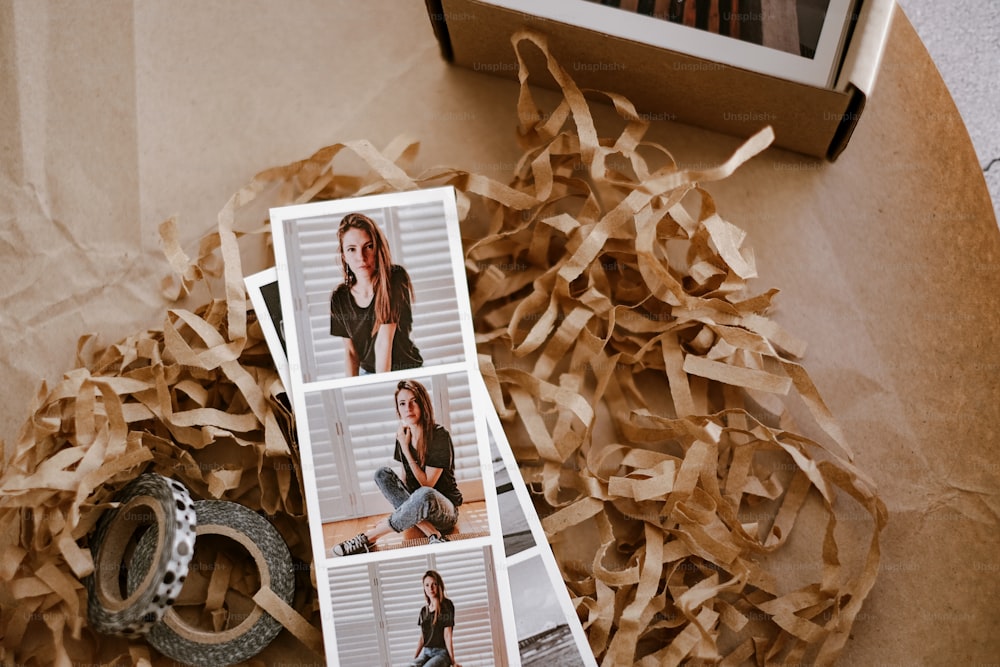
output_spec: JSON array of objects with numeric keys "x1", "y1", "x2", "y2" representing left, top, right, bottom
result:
[
  {"x1": 427, "y1": 533, "x2": 449, "y2": 545},
  {"x1": 332, "y1": 533, "x2": 371, "y2": 557}
]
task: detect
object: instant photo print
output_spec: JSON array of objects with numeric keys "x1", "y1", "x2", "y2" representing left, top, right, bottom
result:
[
  {"x1": 306, "y1": 370, "x2": 491, "y2": 561},
  {"x1": 270, "y1": 187, "x2": 472, "y2": 386},
  {"x1": 320, "y1": 545, "x2": 509, "y2": 667}
]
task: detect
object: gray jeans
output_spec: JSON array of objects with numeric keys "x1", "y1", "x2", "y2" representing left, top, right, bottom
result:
[
  {"x1": 375, "y1": 467, "x2": 458, "y2": 534},
  {"x1": 409, "y1": 646, "x2": 452, "y2": 667}
]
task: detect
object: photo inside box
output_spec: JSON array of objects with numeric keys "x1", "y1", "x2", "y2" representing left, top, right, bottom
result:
[
  {"x1": 281, "y1": 198, "x2": 466, "y2": 383},
  {"x1": 305, "y1": 371, "x2": 490, "y2": 559},
  {"x1": 581, "y1": 0, "x2": 837, "y2": 58},
  {"x1": 324, "y1": 545, "x2": 508, "y2": 666}
]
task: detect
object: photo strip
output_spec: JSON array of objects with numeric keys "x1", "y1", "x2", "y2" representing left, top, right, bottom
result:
[
  {"x1": 479, "y1": 376, "x2": 597, "y2": 667},
  {"x1": 483, "y1": 0, "x2": 859, "y2": 87},
  {"x1": 266, "y1": 187, "x2": 595, "y2": 665}
]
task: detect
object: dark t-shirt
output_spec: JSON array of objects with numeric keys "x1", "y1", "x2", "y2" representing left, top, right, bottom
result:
[
  {"x1": 393, "y1": 425, "x2": 463, "y2": 507},
  {"x1": 418, "y1": 598, "x2": 455, "y2": 650},
  {"x1": 329, "y1": 264, "x2": 423, "y2": 374}
]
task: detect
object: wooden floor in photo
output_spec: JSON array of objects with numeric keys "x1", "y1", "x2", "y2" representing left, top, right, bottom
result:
[{"x1": 322, "y1": 500, "x2": 490, "y2": 556}]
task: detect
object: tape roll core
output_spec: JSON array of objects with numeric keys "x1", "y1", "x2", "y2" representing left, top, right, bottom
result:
[
  {"x1": 128, "y1": 500, "x2": 295, "y2": 667},
  {"x1": 95, "y1": 497, "x2": 166, "y2": 613},
  {"x1": 86, "y1": 473, "x2": 197, "y2": 636},
  {"x1": 164, "y1": 524, "x2": 267, "y2": 645}
]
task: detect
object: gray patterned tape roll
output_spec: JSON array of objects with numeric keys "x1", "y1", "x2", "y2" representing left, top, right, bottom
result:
[
  {"x1": 128, "y1": 500, "x2": 295, "y2": 667},
  {"x1": 86, "y1": 473, "x2": 197, "y2": 636}
]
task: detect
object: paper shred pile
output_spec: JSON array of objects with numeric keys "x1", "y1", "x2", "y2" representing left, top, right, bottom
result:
[
  {"x1": 0, "y1": 301, "x2": 321, "y2": 665},
  {"x1": 0, "y1": 29, "x2": 885, "y2": 667},
  {"x1": 467, "y1": 32, "x2": 887, "y2": 666}
]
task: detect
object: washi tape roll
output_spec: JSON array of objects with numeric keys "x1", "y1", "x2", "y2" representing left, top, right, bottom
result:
[
  {"x1": 86, "y1": 473, "x2": 197, "y2": 636},
  {"x1": 128, "y1": 500, "x2": 295, "y2": 667}
]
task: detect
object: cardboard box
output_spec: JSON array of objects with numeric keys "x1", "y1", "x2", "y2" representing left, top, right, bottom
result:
[{"x1": 426, "y1": 0, "x2": 894, "y2": 159}]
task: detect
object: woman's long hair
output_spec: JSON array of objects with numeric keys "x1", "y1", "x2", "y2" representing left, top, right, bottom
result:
[
  {"x1": 395, "y1": 379, "x2": 435, "y2": 467},
  {"x1": 337, "y1": 213, "x2": 411, "y2": 335},
  {"x1": 422, "y1": 570, "x2": 448, "y2": 628}
]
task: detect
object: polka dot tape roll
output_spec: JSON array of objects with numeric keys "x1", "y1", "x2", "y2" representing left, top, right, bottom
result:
[
  {"x1": 128, "y1": 500, "x2": 295, "y2": 667},
  {"x1": 85, "y1": 473, "x2": 197, "y2": 636}
]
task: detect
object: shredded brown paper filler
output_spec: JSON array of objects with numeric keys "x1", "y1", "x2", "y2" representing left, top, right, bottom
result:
[{"x1": 0, "y1": 31, "x2": 886, "y2": 667}]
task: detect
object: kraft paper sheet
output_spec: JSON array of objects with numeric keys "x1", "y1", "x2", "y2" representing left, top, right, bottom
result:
[{"x1": 0, "y1": 30, "x2": 887, "y2": 667}]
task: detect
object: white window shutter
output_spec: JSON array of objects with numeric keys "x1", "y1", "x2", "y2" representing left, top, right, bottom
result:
[
  {"x1": 306, "y1": 391, "x2": 354, "y2": 521},
  {"x1": 431, "y1": 548, "x2": 503, "y2": 666},
  {"x1": 337, "y1": 381, "x2": 403, "y2": 515},
  {"x1": 327, "y1": 565, "x2": 389, "y2": 666},
  {"x1": 377, "y1": 557, "x2": 430, "y2": 666},
  {"x1": 394, "y1": 201, "x2": 466, "y2": 369}
]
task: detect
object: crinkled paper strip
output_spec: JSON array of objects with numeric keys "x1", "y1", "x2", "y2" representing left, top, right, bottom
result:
[{"x1": 0, "y1": 29, "x2": 885, "y2": 667}]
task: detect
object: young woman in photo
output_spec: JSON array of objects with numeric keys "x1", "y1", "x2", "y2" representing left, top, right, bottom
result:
[
  {"x1": 332, "y1": 379, "x2": 463, "y2": 556},
  {"x1": 408, "y1": 570, "x2": 461, "y2": 667},
  {"x1": 329, "y1": 212, "x2": 423, "y2": 375}
]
